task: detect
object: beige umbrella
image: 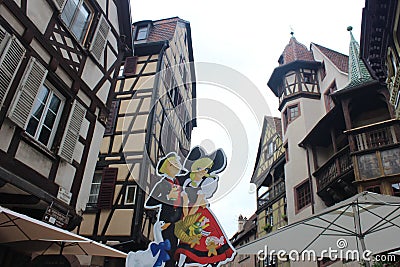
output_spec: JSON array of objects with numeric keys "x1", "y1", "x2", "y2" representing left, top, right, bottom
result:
[{"x1": 0, "y1": 206, "x2": 127, "y2": 258}]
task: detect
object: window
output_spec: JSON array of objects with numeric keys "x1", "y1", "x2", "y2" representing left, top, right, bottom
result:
[
  {"x1": 288, "y1": 105, "x2": 299, "y2": 120},
  {"x1": 125, "y1": 185, "x2": 136, "y2": 205},
  {"x1": 365, "y1": 185, "x2": 381, "y2": 194},
  {"x1": 26, "y1": 82, "x2": 64, "y2": 148},
  {"x1": 324, "y1": 81, "x2": 337, "y2": 111},
  {"x1": 267, "y1": 141, "x2": 276, "y2": 158},
  {"x1": 392, "y1": 183, "x2": 400, "y2": 197},
  {"x1": 320, "y1": 61, "x2": 327, "y2": 80},
  {"x1": 87, "y1": 168, "x2": 118, "y2": 209},
  {"x1": 87, "y1": 170, "x2": 102, "y2": 208},
  {"x1": 136, "y1": 26, "x2": 148, "y2": 40},
  {"x1": 61, "y1": 0, "x2": 93, "y2": 43},
  {"x1": 295, "y1": 180, "x2": 311, "y2": 211}
]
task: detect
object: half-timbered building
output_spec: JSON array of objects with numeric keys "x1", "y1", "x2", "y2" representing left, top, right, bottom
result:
[
  {"x1": 79, "y1": 16, "x2": 196, "y2": 255},
  {"x1": 0, "y1": 0, "x2": 132, "y2": 264},
  {"x1": 250, "y1": 116, "x2": 288, "y2": 267}
]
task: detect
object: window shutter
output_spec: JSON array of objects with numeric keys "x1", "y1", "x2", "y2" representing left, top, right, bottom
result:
[
  {"x1": 0, "y1": 34, "x2": 25, "y2": 108},
  {"x1": 0, "y1": 25, "x2": 10, "y2": 52},
  {"x1": 97, "y1": 168, "x2": 118, "y2": 209},
  {"x1": 123, "y1": 56, "x2": 138, "y2": 76},
  {"x1": 58, "y1": 101, "x2": 86, "y2": 163},
  {"x1": 52, "y1": 0, "x2": 67, "y2": 12},
  {"x1": 104, "y1": 100, "x2": 119, "y2": 135},
  {"x1": 8, "y1": 58, "x2": 47, "y2": 129},
  {"x1": 89, "y1": 15, "x2": 110, "y2": 62}
]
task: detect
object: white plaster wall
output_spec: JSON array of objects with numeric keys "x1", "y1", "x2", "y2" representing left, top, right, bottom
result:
[
  {"x1": 77, "y1": 90, "x2": 91, "y2": 108},
  {"x1": 73, "y1": 141, "x2": 84, "y2": 163},
  {"x1": 106, "y1": 46, "x2": 117, "y2": 71},
  {"x1": 26, "y1": 0, "x2": 52, "y2": 34},
  {"x1": 79, "y1": 118, "x2": 90, "y2": 140},
  {"x1": 55, "y1": 161, "x2": 76, "y2": 192},
  {"x1": 13, "y1": 0, "x2": 21, "y2": 7},
  {"x1": 108, "y1": 1, "x2": 119, "y2": 35},
  {"x1": 81, "y1": 58, "x2": 103, "y2": 89},
  {"x1": 96, "y1": 80, "x2": 111, "y2": 105},
  {"x1": 15, "y1": 141, "x2": 52, "y2": 177},
  {"x1": 311, "y1": 44, "x2": 349, "y2": 114},
  {"x1": 76, "y1": 120, "x2": 105, "y2": 213},
  {"x1": 0, "y1": 5, "x2": 25, "y2": 36},
  {"x1": 282, "y1": 97, "x2": 323, "y2": 223},
  {"x1": 0, "y1": 119, "x2": 15, "y2": 152},
  {"x1": 55, "y1": 66, "x2": 73, "y2": 88},
  {"x1": 96, "y1": 0, "x2": 107, "y2": 13},
  {"x1": 31, "y1": 38, "x2": 51, "y2": 65}
]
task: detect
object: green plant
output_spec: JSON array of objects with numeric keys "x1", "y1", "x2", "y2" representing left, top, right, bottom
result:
[{"x1": 263, "y1": 224, "x2": 272, "y2": 233}]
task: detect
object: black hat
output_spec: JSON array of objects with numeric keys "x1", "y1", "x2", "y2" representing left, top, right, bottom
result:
[
  {"x1": 183, "y1": 146, "x2": 227, "y2": 175},
  {"x1": 156, "y1": 152, "x2": 188, "y2": 176}
]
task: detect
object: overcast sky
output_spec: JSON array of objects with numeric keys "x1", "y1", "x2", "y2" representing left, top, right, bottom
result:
[{"x1": 131, "y1": 0, "x2": 366, "y2": 237}]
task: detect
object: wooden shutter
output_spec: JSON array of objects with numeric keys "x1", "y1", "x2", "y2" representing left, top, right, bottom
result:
[
  {"x1": 123, "y1": 56, "x2": 138, "y2": 76},
  {"x1": 89, "y1": 15, "x2": 110, "y2": 62},
  {"x1": 0, "y1": 33, "x2": 26, "y2": 108},
  {"x1": 8, "y1": 58, "x2": 47, "y2": 129},
  {"x1": 97, "y1": 168, "x2": 118, "y2": 209},
  {"x1": 52, "y1": 0, "x2": 67, "y2": 12},
  {"x1": 104, "y1": 100, "x2": 119, "y2": 135},
  {"x1": 58, "y1": 101, "x2": 86, "y2": 163}
]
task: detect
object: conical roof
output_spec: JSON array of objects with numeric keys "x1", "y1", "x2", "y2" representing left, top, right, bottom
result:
[
  {"x1": 279, "y1": 36, "x2": 315, "y2": 65},
  {"x1": 336, "y1": 27, "x2": 375, "y2": 92}
]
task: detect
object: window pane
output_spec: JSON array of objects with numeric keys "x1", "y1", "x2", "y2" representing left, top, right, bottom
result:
[
  {"x1": 136, "y1": 27, "x2": 148, "y2": 40},
  {"x1": 37, "y1": 86, "x2": 50, "y2": 104},
  {"x1": 38, "y1": 127, "x2": 51, "y2": 146},
  {"x1": 31, "y1": 102, "x2": 45, "y2": 120},
  {"x1": 26, "y1": 117, "x2": 39, "y2": 136},
  {"x1": 125, "y1": 186, "x2": 136, "y2": 204},
  {"x1": 49, "y1": 95, "x2": 61, "y2": 113},
  {"x1": 71, "y1": 3, "x2": 91, "y2": 42},
  {"x1": 61, "y1": 0, "x2": 79, "y2": 27},
  {"x1": 43, "y1": 111, "x2": 57, "y2": 129}
]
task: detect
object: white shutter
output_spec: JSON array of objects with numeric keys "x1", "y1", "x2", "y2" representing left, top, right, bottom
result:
[
  {"x1": 8, "y1": 58, "x2": 47, "y2": 129},
  {"x1": 0, "y1": 34, "x2": 26, "y2": 108},
  {"x1": 89, "y1": 15, "x2": 110, "y2": 62},
  {"x1": 58, "y1": 101, "x2": 86, "y2": 163},
  {"x1": 0, "y1": 25, "x2": 10, "y2": 53},
  {"x1": 52, "y1": 0, "x2": 67, "y2": 12}
]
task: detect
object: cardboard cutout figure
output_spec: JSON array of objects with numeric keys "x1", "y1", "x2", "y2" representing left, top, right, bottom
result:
[{"x1": 126, "y1": 148, "x2": 236, "y2": 267}]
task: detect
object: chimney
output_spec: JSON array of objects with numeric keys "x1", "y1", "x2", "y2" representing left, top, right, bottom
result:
[{"x1": 238, "y1": 215, "x2": 247, "y2": 232}]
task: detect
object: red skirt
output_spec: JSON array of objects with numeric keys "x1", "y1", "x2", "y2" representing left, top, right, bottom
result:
[{"x1": 175, "y1": 206, "x2": 235, "y2": 265}]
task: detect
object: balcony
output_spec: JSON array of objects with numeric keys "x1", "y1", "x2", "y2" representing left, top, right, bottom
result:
[
  {"x1": 347, "y1": 119, "x2": 399, "y2": 152},
  {"x1": 257, "y1": 180, "x2": 285, "y2": 208},
  {"x1": 314, "y1": 146, "x2": 353, "y2": 190}
]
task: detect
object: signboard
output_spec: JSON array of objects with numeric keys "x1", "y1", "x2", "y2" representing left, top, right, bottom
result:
[
  {"x1": 43, "y1": 205, "x2": 70, "y2": 229},
  {"x1": 57, "y1": 187, "x2": 72, "y2": 205}
]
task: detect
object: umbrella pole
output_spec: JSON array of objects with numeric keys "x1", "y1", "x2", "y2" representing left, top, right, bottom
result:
[
  {"x1": 60, "y1": 242, "x2": 65, "y2": 255},
  {"x1": 353, "y1": 203, "x2": 370, "y2": 267}
]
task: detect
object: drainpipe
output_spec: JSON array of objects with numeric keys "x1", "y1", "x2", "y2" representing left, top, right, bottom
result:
[{"x1": 299, "y1": 143, "x2": 315, "y2": 214}]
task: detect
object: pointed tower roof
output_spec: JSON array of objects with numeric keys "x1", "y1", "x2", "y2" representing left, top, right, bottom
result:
[
  {"x1": 268, "y1": 35, "x2": 320, "y2": 97},
  {"x1": 336, "y1": 26, "x2": 375, "y2": 93},
  {"x1": 279, "y1": 36, "x2": 315, "y2": 65}
]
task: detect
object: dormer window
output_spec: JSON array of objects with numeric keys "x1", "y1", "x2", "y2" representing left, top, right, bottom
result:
[{"x1": 136, "y1": 26, "x2": 148, "y2": 40}]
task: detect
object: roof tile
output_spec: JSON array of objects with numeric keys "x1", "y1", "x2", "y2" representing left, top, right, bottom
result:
[{"x1": 312, "y1": 43, "x2": 349, "y2": 73}]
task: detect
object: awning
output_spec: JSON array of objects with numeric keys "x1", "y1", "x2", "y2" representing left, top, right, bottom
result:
[
  {"x1": 0, "y1": 206, "x2": 127, "y2": 258},
  {"x1": 237, "y1": 192, "x2": 400, "y2": 259}
]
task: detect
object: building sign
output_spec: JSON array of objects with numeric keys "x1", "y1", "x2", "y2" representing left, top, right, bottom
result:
[
  {"x1": 57, "y1": 187, "x2": 72, "y2": 205},
  {"x1": 43, "y1": 204, "x2": 70, "y2": 229}
]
